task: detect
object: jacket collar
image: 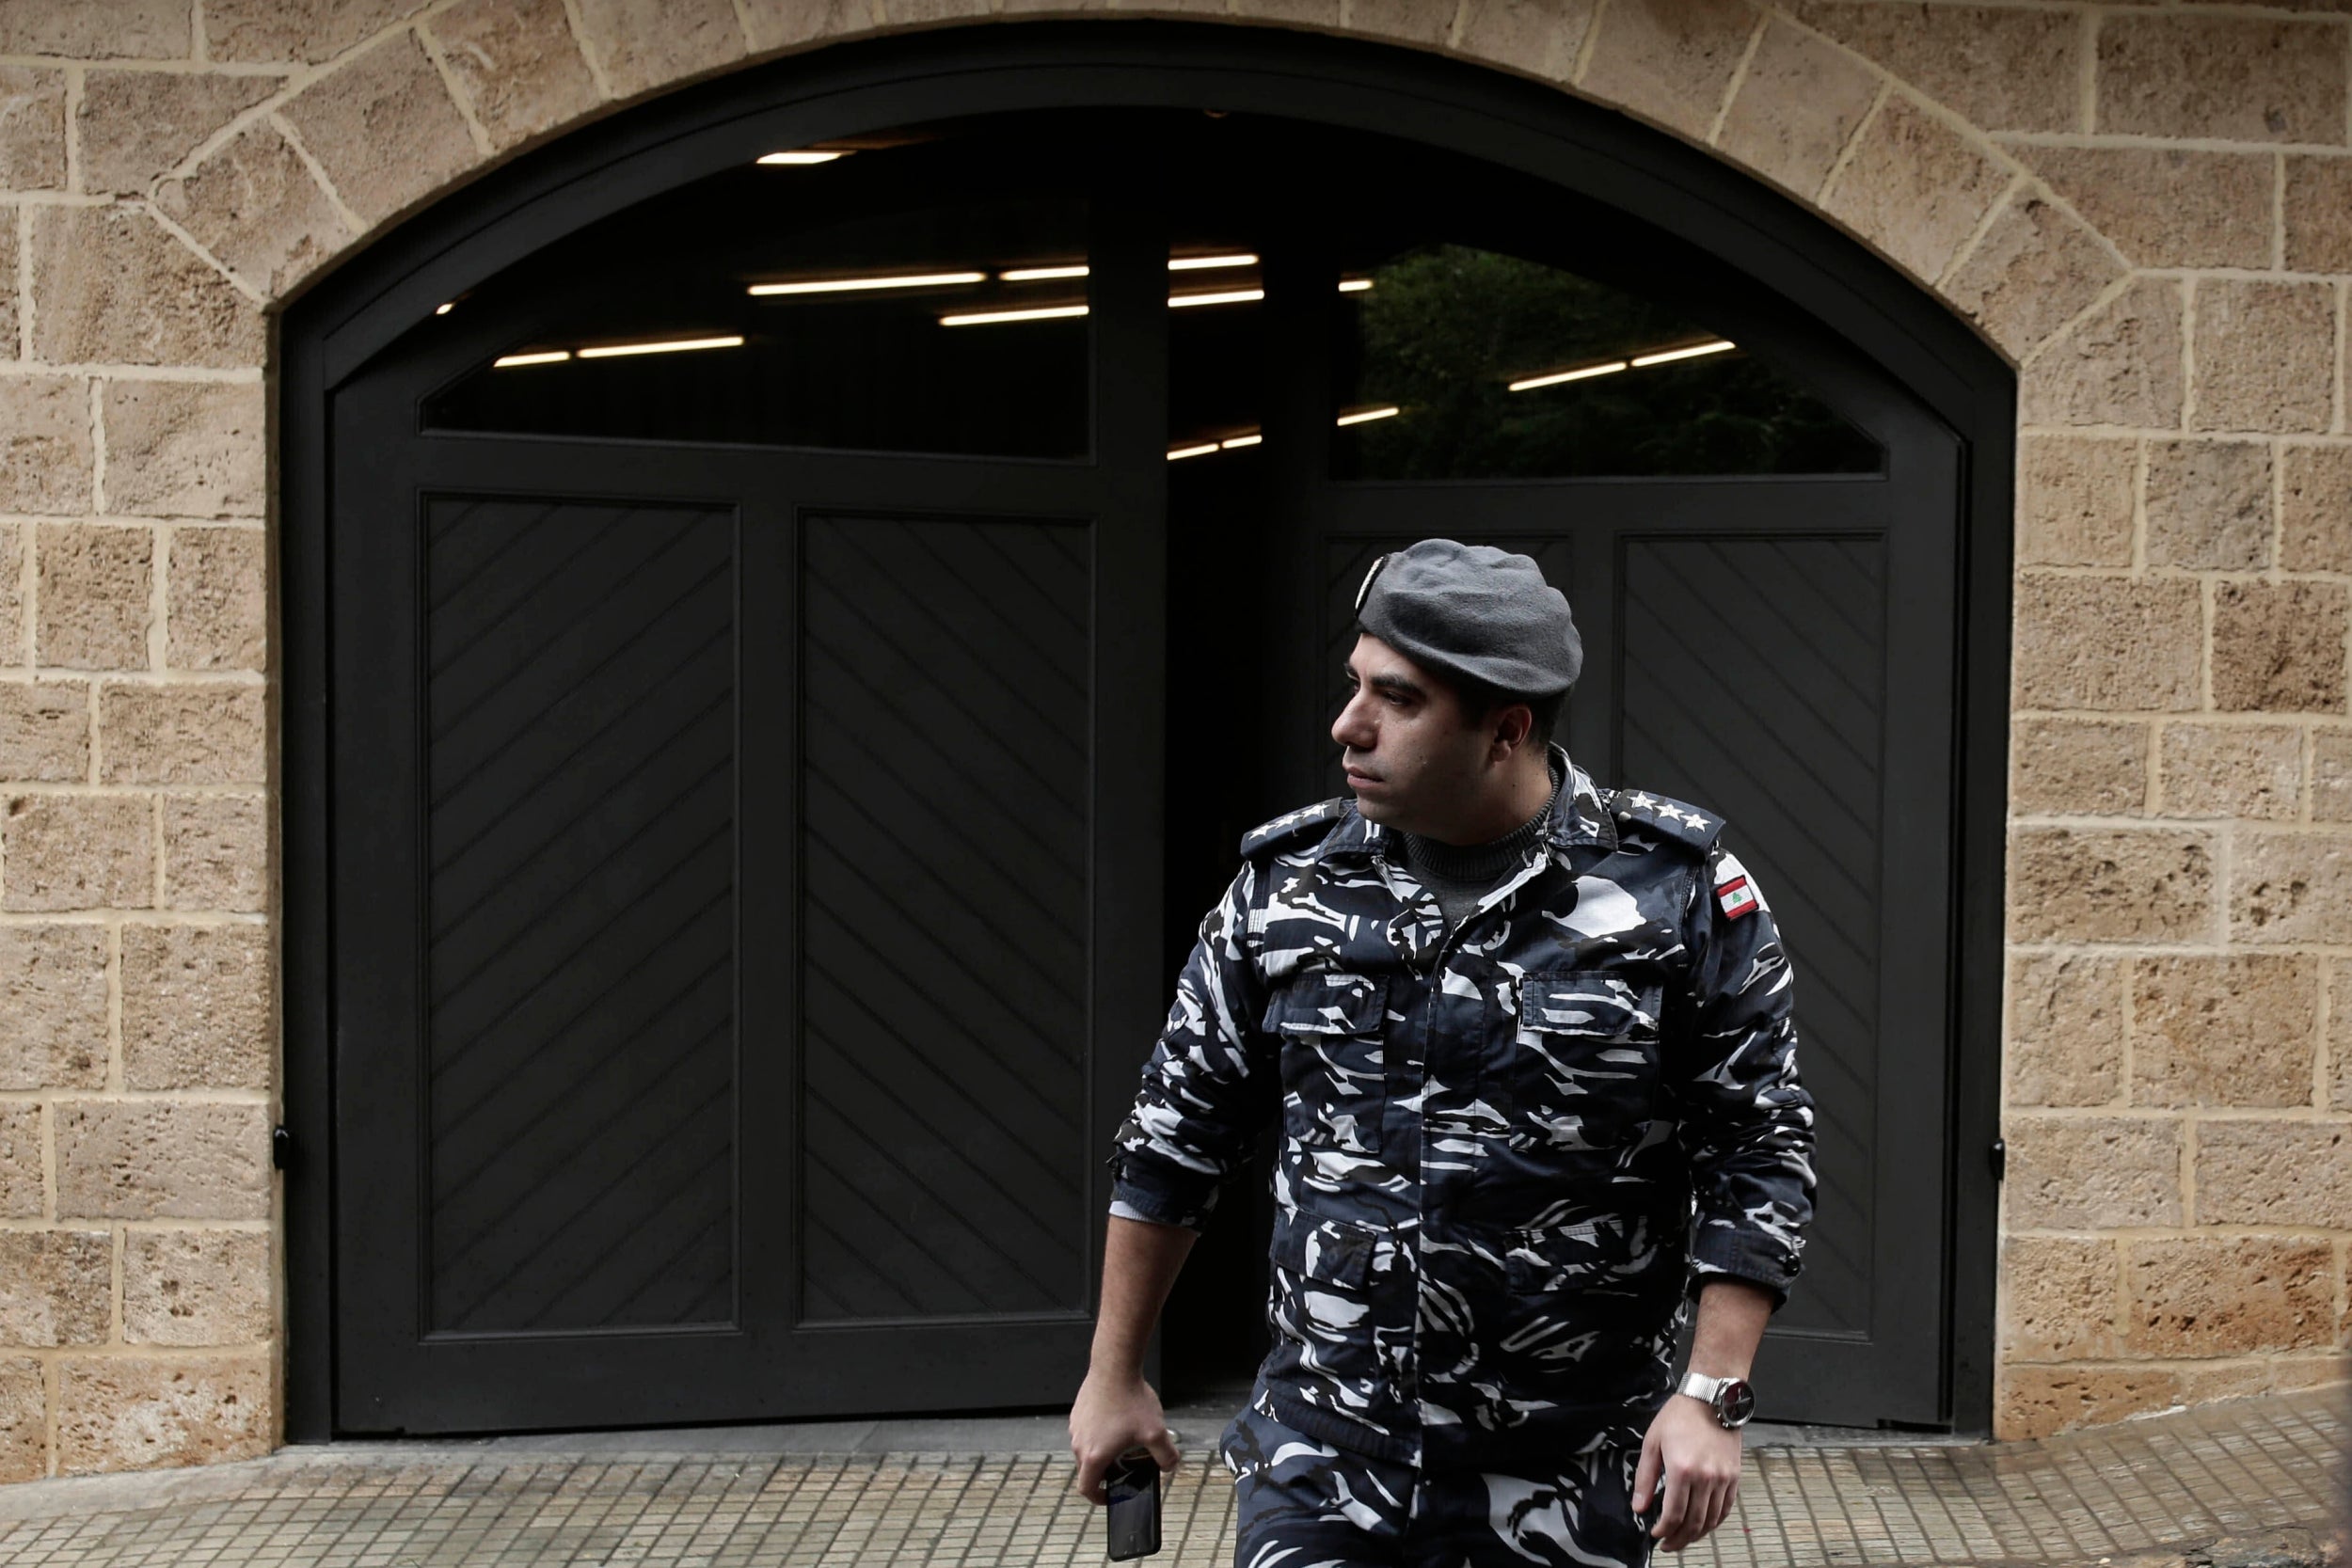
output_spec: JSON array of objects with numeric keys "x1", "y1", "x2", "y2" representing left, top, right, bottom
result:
[{"x1": 1311, "y1": 743, "x2": 1617, "y2": 863}]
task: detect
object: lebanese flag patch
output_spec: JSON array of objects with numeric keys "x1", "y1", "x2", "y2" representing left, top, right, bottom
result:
[{"x1": 1716, "y1": 875, "x2": 1759, "y2": 920}]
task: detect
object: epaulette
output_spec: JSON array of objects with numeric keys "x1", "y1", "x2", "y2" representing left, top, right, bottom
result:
[
  {"x1": 1607, "y1": 787, "x2": 1726, "y2": 855},
  {"x1": 1237, "y1": 797, "x2": 1350, "y2": 859}
]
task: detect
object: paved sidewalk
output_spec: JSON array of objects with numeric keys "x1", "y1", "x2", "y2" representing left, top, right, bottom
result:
[{"x1": 0, "y1": 1388, "x2": 2342, "y2": 1566}]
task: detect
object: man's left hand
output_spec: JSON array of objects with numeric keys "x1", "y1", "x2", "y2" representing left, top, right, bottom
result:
[{"x1": 1632, "y1": 1391, "x2": 1741, "y2": 1551}]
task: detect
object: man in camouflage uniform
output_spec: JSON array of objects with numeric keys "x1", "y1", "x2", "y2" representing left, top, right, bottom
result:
[{"x1": 1069, "y1": 539, "x2": 1815, "y2": 1565}]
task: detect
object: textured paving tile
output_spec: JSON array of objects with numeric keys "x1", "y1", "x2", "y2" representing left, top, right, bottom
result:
[{"x1": 0, "y1": 1390, "x2": 2342, "y2": 1565}]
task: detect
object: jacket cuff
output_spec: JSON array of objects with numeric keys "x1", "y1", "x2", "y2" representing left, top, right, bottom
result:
[
  {"x1": 1688, "y1": 1227, "x2": 1798, "y2": 1310},
  {"x1": 1107, "y1": 1153, "x2": 1220, "y2": 1232}
]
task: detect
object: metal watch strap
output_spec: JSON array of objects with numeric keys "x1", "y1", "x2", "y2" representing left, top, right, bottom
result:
[{"x1": 1678, "y1": 1371, "x2": 1729, "y2": 1404}]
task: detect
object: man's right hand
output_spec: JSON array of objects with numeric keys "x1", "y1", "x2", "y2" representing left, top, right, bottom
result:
[{"x1": 1068, "y1": 1369, "x2": 1183, "y2": 1503}]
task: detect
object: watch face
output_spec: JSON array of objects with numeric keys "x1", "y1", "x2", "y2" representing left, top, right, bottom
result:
[{"x1": 1717, "y1": 1379, "x2": 1756, "y2": 1428}]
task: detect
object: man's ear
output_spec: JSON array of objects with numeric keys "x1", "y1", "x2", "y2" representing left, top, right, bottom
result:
[{"x1": 1492, "y1": 704, "x2": 1533, "y2": 757}]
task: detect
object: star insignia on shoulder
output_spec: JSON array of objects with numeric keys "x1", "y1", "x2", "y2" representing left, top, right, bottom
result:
[{"x1": 1626, "y1": 791, "x2": 1660, "y2": 812}]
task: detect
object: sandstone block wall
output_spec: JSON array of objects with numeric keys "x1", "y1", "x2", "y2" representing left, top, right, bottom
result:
[{"x1": 0, "y1": 0, "x2": 2341, "y2": 1475}]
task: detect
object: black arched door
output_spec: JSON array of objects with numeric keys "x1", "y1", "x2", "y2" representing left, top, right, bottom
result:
[{"x1": 284, "y1": 31, "x2": 2010, "y2": 1443}]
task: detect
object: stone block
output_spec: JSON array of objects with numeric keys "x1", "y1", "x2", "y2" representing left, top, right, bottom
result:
[
  {"x1": 54, "y1": 1354, "x2": 270, "y2": 1475},
  {"x1": 0, "y1": 1229, "x2": 111, "y2": 1345},
  {"x1": 570, "y1": 0, "x2": 747, "y2": 101},
  {"x1": 2097, "y1": 15, "x2": 2348, "y2": 144},
  {"x1": 0, "y1": 922, "x2": 108, "y2": 1090},
  {"x1": 121, "y1": 923, "x2": 271, "y2": 1091},
  {"x1": 0, "y1": 1354, "x2": 37, "y2": 1482},
  {"x1": 0, "y1": 376, "x2": 93, "y2": 515},
  {"x1": 2020, "y1": 278, "x2": 2185, "y2": 431},
  {"x1": 0, "y1": 1104, "x2": 39, "y2": 1216},
  {"x1": 2010, "y1": 716, "x2": 2146, "y2": 816},
  {"x1": 2131, "y1": 955, "x2": 2317, "y2": 1108},
  {"x1": 1792, "y1": 0, "x2": 2079, "y2": 134},
  {"x1": 2156, "y1": 722, "x2": 2300, "y2": 821},
  {"x1": 2125, "y1": 1238, "x2": 2333, "y2": 1356},
  {"x1": 2233, "y1": 832, "x2": 2352, "y2": 945},
  {"x1": 55, "y1": 1100, "x2": 269, "y2": 1219},
  {"x1": 2177, "y1": 1355, "x2": 2347, "y2": 1408},
  {"x1": 123, "y1": 1229, "x2": 270, "y2": 1345},
  {"x1": 1943, "y1": 194, "x2": 2124, "y2": 361},
  {"x1": 1576, "y1": 0, "x2": 1756, "y2": 143},
  {"x1": 101, "y1": 382, "x2": 265, "y2": 519},
  {"x1": 0, "y1": 521, "x2": 13, "y2": 653},
  {"x1": 0, "y1": 211, "x2": 15, "y2": 354},
  {"x1": 166, "y1": 528, "x2": 265, "y2": 673},
  {"x1": 2284, "y1": 156, "x2": 2352, "y2": 273},
  {"x1": 27, "y1": 205, "x2": 262, "y2": 370},
  {"x1": 2317, "y1": 732, "x2": 2352, "y2": 824},
  {"x1": 1336, "y1": 0, "x2": 1455, "y2": 43},
  {"x1": 2007, "y1": 951, "x2": 2125, "y2": 1107},
  {"x1": 98, "y1": 683, "x2": 265, "y2": 785},
  {"x1": 2021, "y1": 147, "x2": 2273, "y2": 272},
  {"x1": 205, "y1": 0, "x2": 424, "y2": 64},
  {"x1": 0, "y1": 66, "x2": 65, "y2": 191},
  {"x1": 738, "y1": 0, "x2": 884, "y2": 53},
  {"x1": 79, "y1": 70, "x2": 279, "y2": 198},
  {"x1": 2008, "y1": 827, "x2": 2215, "y2": 943},
  {"x1": 0, "y1": 680, "x2": 89, "y2": 783},
  {"x1": 1, "y1": 794, "x2": 153, "y2": 911},
  {"x1": 2191, "y1": 280, "x2": 2335, "y2": 436},
  {"x1": 1820, "y1": 94, "x2": 2010, "y2": 286},
  {"x1": 1452, "y1": 0, "x2": 1601, "y2": 85},
  {"x1": 2332, "y1": 959, "x2": 2352, "y2": 1107},
  {"x1": 0, "y1": 1, "x2": 189, "y2": 58},
  {"x1": 426, "y1": 0, "x2": 602, "y2": 150},
  {"x1": 1995, "y1": 1364, "x2": 2183, "y2": 1441},
  {"x1": 36, "y1": 523, "x2": 151, "y2": 672},
  {"x1": 2281, "y1": 445, "x2": 2352, "y2": 575},
  {"x1": 2214, "y1": 580, "x2": 2348, "y2": 714},
  {"x1": 2197, "y1": 1119, "x2": 2352, "y2": 1227},
  {"x1": 152, "y1": 120, "x2": 348, "y2": 300},
  {"x1": 2012, "y1": 574, "x2": 2201, "y2": 713},
  {"x1": 2005, "y1": 1115, "x2": 2180, "y2": 1227},
  {"x1": 161, "y1": 794, "x2": 267, "y2": 912},
  {"x1": 2144, "y1": 439, "x2": 2273, "y2": 571},
  {"x1": 2001, "y1": 1236, "x2": 2119, "y2": 1361},
  {"x1": 280, "y1": 32, "x2": 480, "y2": 232}
]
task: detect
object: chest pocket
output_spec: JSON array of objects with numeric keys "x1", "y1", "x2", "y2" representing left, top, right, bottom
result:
[
  {"x1": 1502, "y1": 973, "x2": 1664, "y2": 1152},
  {"x1": 1265, "y1": 972, "x2": 1392, "y2": 1154}
]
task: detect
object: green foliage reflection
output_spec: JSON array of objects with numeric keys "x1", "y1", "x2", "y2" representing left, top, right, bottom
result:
[{"x1": 1336, "y1": 246, "x2": 1881, "y2": 479}]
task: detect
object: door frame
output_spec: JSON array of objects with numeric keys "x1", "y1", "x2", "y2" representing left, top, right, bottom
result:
[{"x1": 281, "y1": 19, "x2": 2013, "y2": 1440}]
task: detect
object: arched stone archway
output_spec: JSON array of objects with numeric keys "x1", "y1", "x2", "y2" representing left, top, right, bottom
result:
[{"x1": 2, "y1": 0, "x2": 2344, "y2": 1480}]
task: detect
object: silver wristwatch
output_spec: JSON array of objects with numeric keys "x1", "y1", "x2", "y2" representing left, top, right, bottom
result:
[{"x1": 1677, "y1": 1370, "x2": 1756, "y2": 1429}]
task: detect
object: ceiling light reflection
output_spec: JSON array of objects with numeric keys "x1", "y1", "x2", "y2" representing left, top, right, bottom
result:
[
  {"x1": 1220, "y1": 434, "x2": 1263, "y2": 449},
  {"x1": 1631, "y1": 339, "x2": 1737, "y2": 368},
  {"x1": 1169, "y1": 289, "x2": 1264, "y2": 309},
  {"x1": 1509, "y1": 360, "x2": 1628, "y2": 391},
  {"x1": 1509, "y1": 338, "x2": 1737, "y2": 391},
  {"x1": 1336, "y1": 405, "x2": 1401, "y2": 426},
  {"x1": 1168, "y1": 253, "x2": 1258, "y2": 271},
  {"x1": 1338, "y1": 278, "x2": 1373, "y2": 293},
  {"x1": 575, "y1": 335, "x2": 744, "y2": 359},
  {"x1": 942, "y1": 304, "x2": 1090, "y2": 325},
  {"x1": 757, "y1": 150, "x2": 846, "y2": 165},
  {"x1": 1167, "y1": 442, "x2": 1219, "y2": 461},
  {"x1": 1002, "y1": 265, "x2": 1090, "y2": 281},
  {"x1": 493, "y1": 350, "x2": 571, "y2": 368},
  {"x1": 751, "y1": 271, "x2": 986, "y2": 296}
]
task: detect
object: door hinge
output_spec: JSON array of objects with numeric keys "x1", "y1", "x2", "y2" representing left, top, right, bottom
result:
[
  {"x1": 1988, "y1": 1138, "x2": 2005, "y2": 1181},
  {"x1": 272, "y1": 1125, "x2": 293, "y2": 1172}
]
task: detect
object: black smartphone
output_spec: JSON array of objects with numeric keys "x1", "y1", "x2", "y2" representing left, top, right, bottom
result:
[{"x1": 1104, "y1": 1447, "x2": 1164, "y2": 1560}]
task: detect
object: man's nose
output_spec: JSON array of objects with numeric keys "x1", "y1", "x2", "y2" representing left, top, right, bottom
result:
[{"x1": 1332, "y1": 691, "x2": 1373, "y2": 751}]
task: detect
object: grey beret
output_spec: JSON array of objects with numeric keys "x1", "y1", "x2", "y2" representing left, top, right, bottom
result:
[{"x1": 1353, "y1": 538, "x2": 1581, "y2": 698}]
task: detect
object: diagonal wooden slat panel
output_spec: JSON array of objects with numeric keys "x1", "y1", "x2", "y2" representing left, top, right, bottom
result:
[
  {"x1": 799, "y1": 515, "x2": 1092, "y2": 1323},
  {"x1": 1619, "y1": 534, "x2": 1885, "y2": 1338},
  {"x1": 421, "y1": 496, "x2": 739, "y2": 1337}
]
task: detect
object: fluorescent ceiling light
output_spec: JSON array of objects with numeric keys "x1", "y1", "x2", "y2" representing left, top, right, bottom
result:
[
  {"x1": 435, "y1": 301, "x2": 454, "y2": 315},
  {"x1": 1338, "y1": 278, "x2": 1373, "y2": 293},
  {"x1": 1002, "y1": 264, "x2": 1090, "y2": 281},
  {"x1": 1168, "y1": 253, "x2": 1258, "y2": 271},
  {"x1": 750, "y1": 271, "x2": 986, "y2": 296},
  {"x1": 1169, "y1": 288, "x2": 1264, "y2": 309},
  {"x1": 576, "y1": 335, "x2": 744, "y2": 359},
  {"x1": 1509, "y1": 360, "x2": 1629, "y2": 392},
  {"x1": 1631, "y1": 339, "x2": 1736, "y2": 367},
  {"x1": 1220, "y1": 433, "x2": 1263, "y2": 449},
  {"x1": 1167, "y1": 442, "x2": 1219, "y2": 461},
  {"x1": 941, "y1": 304, "x2": 1090, "y2": 326},
  {"x1": 493, "y1": 350, "x2": 571, "y2": 368},
  {"x1": 1335, "y1": 405, "x2": 1400, "y2": 426},
  {"x1": 757, "y1": 150, "x2": 846, "y2": 165}
]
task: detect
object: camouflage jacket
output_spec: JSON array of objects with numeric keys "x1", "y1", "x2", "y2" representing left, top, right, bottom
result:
[{"x1": 1108, "y1": 748, "x2": 1815, "y2": 1468}]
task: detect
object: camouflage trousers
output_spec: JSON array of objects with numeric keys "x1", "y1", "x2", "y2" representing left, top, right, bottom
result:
[{"x1": 1219, "y1": 1402, "x2": 1658, "y2": 1568}]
